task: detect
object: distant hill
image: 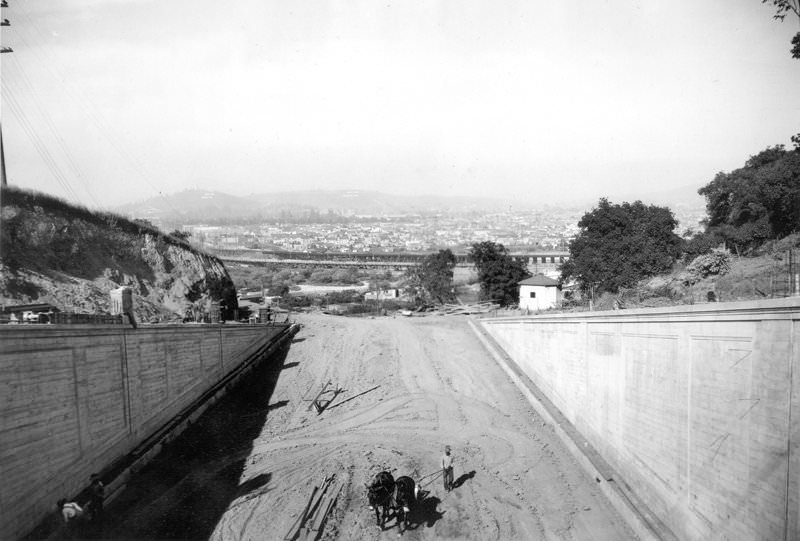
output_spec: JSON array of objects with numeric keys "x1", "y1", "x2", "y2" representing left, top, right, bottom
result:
[
  {"x1": 248, "y1": 190, "x2": 512, "y2": 215},
  {"x1": 115, "y1": 190, "x2": 259, "y2": 223},
  {"x1": 115, "y1": 189, "x2": 514, "y2": 224},
  {"x1": 114, "y1": 185, "x2": 706, "y2": 226}
]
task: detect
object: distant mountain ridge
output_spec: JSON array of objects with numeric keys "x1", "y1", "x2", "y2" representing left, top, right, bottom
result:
[
  {"x1": 115, "y1": 189, "x2": 514, "y2": 223},
  {"x1": 116, "y1": 185, "x2": 705, "y2": 224}
]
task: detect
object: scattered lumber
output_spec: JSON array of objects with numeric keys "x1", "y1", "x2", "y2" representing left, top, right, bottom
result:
[
  {"x1": 425, "y1": 301, "x2": 500, "y2": 316},
  {"x1": 284, "y1": 474, "x2": 341, "y2": 541},
  {"x1": 303, "y1": 380, "x2": 345, "y2": 414}
]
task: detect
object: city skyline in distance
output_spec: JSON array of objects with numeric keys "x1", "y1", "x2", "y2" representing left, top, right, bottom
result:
[{"x1": 116, "y1": 185, "x2": 706, "y2": 227}]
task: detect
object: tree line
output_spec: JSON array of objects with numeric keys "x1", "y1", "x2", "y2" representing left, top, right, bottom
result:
[
  {"x1": 561, "y1": 141, "x2": 800, "y2": 299},
  {"x1": 406, "y1": 139, "x2": 800, "y2": 307},
  {"x1": 404, "y1": 242, "x2": 529, "y2": 307}
]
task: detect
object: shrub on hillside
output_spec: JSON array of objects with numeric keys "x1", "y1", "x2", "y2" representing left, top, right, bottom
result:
[
  {"x1": 309, "y1": 269, "x2": 334, "y2": 284},
  {"x1": 684, "y1": 249, "x2": 731, "y2": 284},
  {"x1": 332, "y1": 268, "x2": 360, "y2": 284},
  {"x1": 324, "y1": 289, "x2": 363, "y2": 304},
  {"x1": 682, "y1": 229, "x2": 725, "y2": 261},
  {"x1": 1, "y1": 185, "x2": 196, "y2": 251},
  {"x1": 754, "y1": 232, "x2": 800, "y2": 255}
]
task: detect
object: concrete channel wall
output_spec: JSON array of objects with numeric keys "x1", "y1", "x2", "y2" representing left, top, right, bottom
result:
[
  {"x1": 479, "y1": 298, "x2": 800, "y2": 541},
  {"x1": 0, "y1": 323, "x2": 290, "y2": 540}
]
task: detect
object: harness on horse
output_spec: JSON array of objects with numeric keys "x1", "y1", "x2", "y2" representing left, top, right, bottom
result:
[
  {"x1": 367, "y1": 471, "x2": 395, "y2": 529},
  {"x1": 369, "y1": 483, "x2": 392, "y2": 508},
  {"x1": 393, "y1": 476, "x2": 416, "y2": 512}
]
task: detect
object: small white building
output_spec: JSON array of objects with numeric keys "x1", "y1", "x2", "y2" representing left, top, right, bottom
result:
[
  {"x1": 364, "y1": 288, "x2": 401, "y2": 301},
  {"x1": 518, "y1": 274, "x2": 561, "y2": 311}
]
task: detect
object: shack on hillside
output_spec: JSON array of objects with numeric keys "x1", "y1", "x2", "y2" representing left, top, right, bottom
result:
[{"x1": 518, "y1": 274, "x2": 561, "y2": 311}]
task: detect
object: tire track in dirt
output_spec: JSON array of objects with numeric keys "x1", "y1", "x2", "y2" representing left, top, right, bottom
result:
[{"x1": 112, "y1": 314, "x2": 640, "y2": 541}]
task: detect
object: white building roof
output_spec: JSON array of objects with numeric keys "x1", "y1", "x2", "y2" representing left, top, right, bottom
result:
[{"x1": 518, "y1": 274, "x2": 560, "y2": 287}]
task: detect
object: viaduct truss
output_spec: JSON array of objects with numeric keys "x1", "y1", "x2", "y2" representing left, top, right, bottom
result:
[{"x1": 213, "y1": 248, "x2": 570, "y2": 270}]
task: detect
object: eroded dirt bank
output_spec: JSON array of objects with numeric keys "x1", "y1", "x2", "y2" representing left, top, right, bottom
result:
[{"x1": 106, "y1": 314, "x2": 638, "y2": 540}]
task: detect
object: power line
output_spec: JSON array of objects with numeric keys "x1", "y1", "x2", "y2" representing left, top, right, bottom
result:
[
  {"x1": 2, "y1": 79, "x2": 82, "y2": 201},
  {"x1": 11, "y1": 2, "x2": 185, "y2": 215},
  {"x1": 5, "y1": 54, "x2": 101, "y2": 207},
  {"x1": 1, "y1": 123, "x2": 7, "y2": 188},
  {"x1": 2, "y1": 2, "x2": 102, "y2": 205},
  {"x1": 3, "y1": 85, "x2": 80, "y2": 200},
  {"x1": 4, "y1": 1, "x2": 183, "y2": 215},
  {"x1": 1, "y1": 0, "x2": 11, "y2": 186}
]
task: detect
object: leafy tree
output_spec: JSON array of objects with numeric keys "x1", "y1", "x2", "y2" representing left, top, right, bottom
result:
[
  {"x1": 332, "y1": 268, "x2": 359, "y2": 284},
  {"x1": 405, "y1": 249, "x2": 457, "y2": 304},
  {"x1": 682, "y1": 228, "x2": 726, "y2": 261},
  {"x1": 309, "y1": 269, "x2": 333, "y2": 284},
  {"x1": 763, "y1": 2, "x2": 800, "y2": 146},
  {"x1": 169, "y1": 229, "x2": 191, "y2": 242},
  {"x1": 404, "y1": 267, "x2": 425, "y2": 304},
  {"x1": 560, "y1": 199, "x2": 682, "y2": 295},
  {"x1": 133, "y1": 218, "x2": 155, "y2": 229},
  {"x1": 469, "y1": 241, "x2": 530, "y2": 306},
  {"x1": 268, "y1": 283, "x2": 290, "y2": 297},
  {"x1": 763, "y1": 1, "x2": 800, "y2": 57},
  {"x1": 324, "y1": 289, "x2": 363, "y2": 304},
  {"x1": 698, "y1": 145, "x2": 800, "y2": 253}
]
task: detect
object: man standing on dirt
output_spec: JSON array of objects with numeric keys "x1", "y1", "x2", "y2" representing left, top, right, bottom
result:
[
  {"x1": 441, "y1": 445, "x2": 454, "y2": 492},
  {"x1": 88, "y1": 473, "x2": 105, "y2": 528}
]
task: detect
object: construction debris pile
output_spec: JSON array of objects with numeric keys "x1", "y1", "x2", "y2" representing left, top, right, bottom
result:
[
  {"x1": 426, "y1": 301, "x2": 501, "y2": 316},
  {"x1": 284, "y1": 474, "x2": 341, "y2": 541}
]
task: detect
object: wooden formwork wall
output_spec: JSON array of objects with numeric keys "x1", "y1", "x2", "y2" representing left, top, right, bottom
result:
[{"x1": 0, "y1": 323, "x2": 287, "y2": 540}]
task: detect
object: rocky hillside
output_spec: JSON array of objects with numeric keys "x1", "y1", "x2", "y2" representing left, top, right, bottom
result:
[{"x1": 0, "y1": 187, "x2": 237, "y2": 322}]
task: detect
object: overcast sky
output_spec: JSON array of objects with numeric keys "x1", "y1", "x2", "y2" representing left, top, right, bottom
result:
[{"x1": 2, "y1": 0, "x2": 799, "y2": 208}]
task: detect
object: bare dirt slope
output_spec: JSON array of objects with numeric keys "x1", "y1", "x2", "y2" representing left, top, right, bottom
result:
[{"x1": 203, "y1": 313, "x2": 637, "y2": 541}]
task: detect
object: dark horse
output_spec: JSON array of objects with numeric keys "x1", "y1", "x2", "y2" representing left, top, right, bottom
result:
[
  {"x1": 367, "y1": 471, "x2": 395, "y2": 530},
  {"x1": 392, "y1": 475, "x2": 418, "y2": 534}
]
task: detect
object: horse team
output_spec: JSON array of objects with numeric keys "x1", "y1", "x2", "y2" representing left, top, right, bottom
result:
[{"x1": 366, "y1": 471, "x2": 421, "y2": 534}]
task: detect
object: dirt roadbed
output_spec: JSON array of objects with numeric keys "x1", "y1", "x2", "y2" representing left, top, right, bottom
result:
[{"x1": 105, "y1": 314, "x2": 639, "y2": 540}]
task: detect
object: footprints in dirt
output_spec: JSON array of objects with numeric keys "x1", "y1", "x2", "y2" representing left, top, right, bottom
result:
[{"x1": 237, "y1": 315, "x2": 635, "y2": 540}]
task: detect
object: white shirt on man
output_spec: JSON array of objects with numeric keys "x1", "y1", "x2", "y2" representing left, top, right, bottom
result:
[{"x1": 442, "y1": 453, "x2": 453, "y2": 469}]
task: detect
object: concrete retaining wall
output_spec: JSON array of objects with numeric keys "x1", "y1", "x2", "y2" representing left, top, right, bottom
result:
[
  {"x1": 0, "y1": 323, "x2": 288, "y2": 540},
  {"x1": 480, "y1": 298, "x2": 799, "y2": 541}
]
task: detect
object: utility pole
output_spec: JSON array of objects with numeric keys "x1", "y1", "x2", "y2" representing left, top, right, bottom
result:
[
  {"x1": 1, "y1": 1, "x2": 12, "y2": 188},
  {"x1": 1, "y1": 125, "x2": 6, "y2": 188}
]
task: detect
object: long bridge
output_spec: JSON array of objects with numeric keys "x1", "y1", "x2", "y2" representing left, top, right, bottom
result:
[{"x1": 212, "y1": 247, "x2": 570, "y2": 270}]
